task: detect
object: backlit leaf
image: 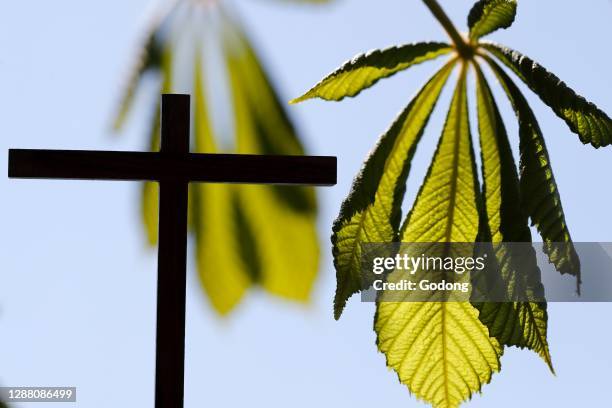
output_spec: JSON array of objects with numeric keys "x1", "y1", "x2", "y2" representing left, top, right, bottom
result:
[
  {"x1": 331, "y1": 60, "x2": 456, "y2": 319},
  {"x1": 224, "y1": 25, "x2": 320, "y2": 301},
  {"x1": 291, "y1": 42, "x2": 453, "y2": 103},
  {"x1": 112, "y1": 15, "x2": 163, "y2": 132},
  {"x1": 474, "y1": 64, "x2": 553, "y2": 370},
  {"x1": 468, "y1": 0, "x2": 517, "y2": 40},
  {"x1": 115, "y1": 1, "x2": 323, "y2": 315},
  {"x1": 482, "y1": 42, "x2": 612, "y2": 147},
  {"x1": 223, "y1": 14, "x2": 317, "y2": 214},
  {"x1": 485, "y1": 56, "x2": 581, "y2": 283},
  {"x1": 192, "y1": 0, "x2": 332, "y2": 312},
  {"x1": 375, "y1": 65, "x2": 502, "y2": 408},
  {"x1": 141, "y1": 108, "x2": 160, "y2": 246},
  {"x1": 141, "y1": 47, "x2": 173, "y2": 246},
  {"x1": 192, "y1": 55, "x2": 251, "y2": 315}
]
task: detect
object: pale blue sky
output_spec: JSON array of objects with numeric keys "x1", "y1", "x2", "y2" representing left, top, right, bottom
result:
[{"x1": 1, "y1": 0, "x2": 611, "y2": 407}]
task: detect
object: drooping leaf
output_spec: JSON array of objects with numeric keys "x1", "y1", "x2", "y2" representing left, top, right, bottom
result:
[
  {"x1": 375, "y1": 65, "x2": 502, "y2": 408},
  {"x1": 113, "y1": 0, "x2": 324, "y2": 315},
  {"x1": 112, "y1": 15, "x2": 164, "y2": 132},
  {"x1": 331, "y1": 60, "x2": 456, "y2": 319},
  {"x1": 141, "y1": 106, "x2": 160, "y2": 246},
  {"x1": 191, "y1": 54, "x2": 251, "y2": 315},
  {"x1": 224, "y1": 27, "x2": 320, "y2": 301},
  {"x1": 468, "y1": 0, "x2": 517, "y2": 40},
  {"x1": 291, "y1": 42, "x2": 453, "y2": 103},
  {"x1": 473, "y1": 64, "x2": 553, "y2": 370},
  {"x1": 485, "y1": 56, "x2": 581, "y2": 283},
  {"x1": 141, "y1": 46, "x2": 173, "y2": 245},
  {"x1": 222, "y1": 13, "x2": 317, "y2": 214},
  {"x1": 474, "y1": 65, "x2": 521, "y2": 243},
  {"x1": 475, "y1": 280, "x2": 552, "y2": 371},
  {"x1": 482, "y1": 42, "x2": 612, "y2": 148}
]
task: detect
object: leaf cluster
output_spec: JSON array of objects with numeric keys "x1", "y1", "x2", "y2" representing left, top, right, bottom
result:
[
  {"x1": 113, "y1": 0, "x2": 329, "y2": 315},
  {"x1": 293, "y1": 0, "x2": 610, "y2": 406}
]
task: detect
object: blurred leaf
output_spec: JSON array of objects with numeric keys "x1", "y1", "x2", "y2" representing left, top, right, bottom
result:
[
  {"x1": 330, "y1": 60, "x2": 455, "y2": 319},
  {"x1": 376, "y1": 67, "x2": 502, "y2": 408},
  {"x1": 112, "y1": 15, "x2": 163, "y2": 132},
  {"x1": 468, "y1": 0, "x2": 517, "y2": 40},
  {"x1": 291, "y1": 42, "x2": 453, "y2": 103},
  {"x1": 114, "y1": 0, "x2": 326, "y2": 314},
  {"x1": 224, "y1": 15, "x2": 317, "y2": 214},
  {"x1": 192, "y1": 56, "x2": 251, "y2": 314},
  {"x1": 141, "y1": 46, "x2": 173, "y2": 246},
  {"x1": 483, "y1": 42, "x2": 612, "y2": 147},
  {"x1": 224, "y1": 24, "x2": 319, "y2": 301}
]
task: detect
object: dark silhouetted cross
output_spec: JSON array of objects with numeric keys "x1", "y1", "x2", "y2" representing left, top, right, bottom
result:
[{"x1": 8, "y1": 94, "x2": 337, "y2": 408}]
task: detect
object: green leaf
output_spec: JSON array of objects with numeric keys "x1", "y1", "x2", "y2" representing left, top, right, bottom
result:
[
  {"x1": 482, "y1": 42, "x2": 612, "y2": 147},
  {"x1": 191, "y1": 183, "x2": 251, "y2": 317},
  {"x1": 331, "y1": 60, "x2": 456, "y2": 319},
  {"x1": 484, "y1": 56, "x2": 581, "y2": 283},
  {"x1": 115, "y1": 0, "x2": 322, "y2": 315},
  {"x1": 141, "y1": 108, "x2": 160, "y2": 246},
  {"x1": 191, "y1": 54, "x2": 252, "y2": 314},
  {"x1": 473, "y1": 64, "x2": 553, "y2": 370},
  {"x1": 222, "y1": 15, "x2": 317, "y2": 214},
  {"x1": 141, "y1": 46, "x2": 173, "y2": 246},
  {"x1": 224, "y1": 24, "x2": 320, "y2": 302},
  {"x1": 468, "y1": 0, "x2": 517, "y2": 40},
  {"x1": 475, "y1": 283, "x2": 552, "y2": 370},
  {"x1": 112, "y1": 18, "x2": 163, "y2": 132},
  {"x1": 376, "y1": 65, "x2": 502, "y2": 408},
  {"x1": 399, "y1": 67, "x2": 479, "y2": 243},
  {"x1": 291, "y1": 42, "x2": 453, "y2": 103}
]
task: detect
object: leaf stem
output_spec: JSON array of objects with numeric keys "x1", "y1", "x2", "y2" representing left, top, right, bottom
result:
[{"x1": 421, "y1": 0, "x2": 472, "y2": 59}]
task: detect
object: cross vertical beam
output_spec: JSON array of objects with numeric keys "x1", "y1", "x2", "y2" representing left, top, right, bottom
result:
[{"x1": 155, "y1": 95, "x2": 190, "y2": 408}]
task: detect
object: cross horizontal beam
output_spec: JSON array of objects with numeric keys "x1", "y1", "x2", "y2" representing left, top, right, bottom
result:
[{"x1": 8, "y1": 149, "x2": 337, "y2": 186}]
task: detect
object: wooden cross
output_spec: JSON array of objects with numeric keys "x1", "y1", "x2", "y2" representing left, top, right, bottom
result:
[{"x1": 8, "y1": 94, "x2": 337, "y2": 408}]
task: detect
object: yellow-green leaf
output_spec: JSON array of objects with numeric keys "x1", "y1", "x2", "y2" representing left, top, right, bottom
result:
[
  {"x1": 482, "y1": 42, "x2": 612, "y2": 148},
  {"x1": 117, "y1": 0, "x2": 323, "y2": 315},
  {"x1": 468, "y1": 0, "x2": 517, "y2": 40},
  {"x1": 474, "y1": 64, "x2": 553, "y2": 370},
  {"x1": 224, "y1": 26, "x2": 319, "y2": 302},
  {"x1": 223, "y1": 15, "x2": 317, "y2": 214},
  {"x1": 375, "y1": 65, "x2": 502, "y2": 408},
  {"x1": 141, "y1": 109, "x2": 160, "y2": 246},
  {"x1": 141, "y1": 46, "x2": 173, "y2": 246},
  {"x1": 485, "y1": 56, "x2": 581, "y2": 282},
  {"x1": 191, "y1": 54, "x2": 251, "y2": 315},
  {"x1": 331, "y1": 60, "x2": 456, "y2": 319},
  {"x1": 291, "y1": 42, "x2": 453, "y2": 103},
  {"x1": 112, "y1": 17, "x2": 163, "y2": 132}
]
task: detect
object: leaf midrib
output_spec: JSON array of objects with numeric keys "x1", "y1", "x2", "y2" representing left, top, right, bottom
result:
[{"x1": 441, "y1": 65, "x2": 468, "y2": 408}]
